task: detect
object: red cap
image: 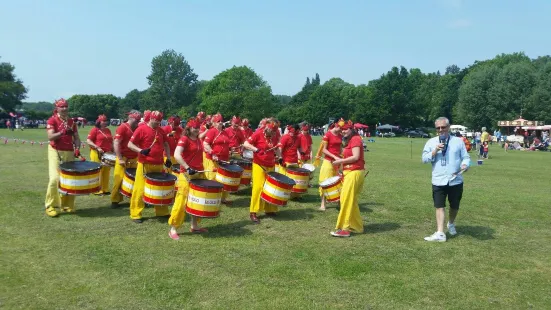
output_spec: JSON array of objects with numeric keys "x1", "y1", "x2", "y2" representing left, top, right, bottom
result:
[
  {"x1": 337, "y1": 118, "x2": 353, "y2": 130},
  {"x1": 197, "y1": 111, "x2": 206, "y2": 120},
  {"x1": 143, "y1": 110, "x2": 151, "y2": 122},
  {"x1": 55, "y1": 98, "x2": 68, "y2": 108},
  {"x1": 127, "y1": 111, "x2": 142, "y2": 121},
  {"x1": 186, "y1": 118, "x2": 200, "y2": 129},
  {"x1": 150, "y1": 111, "x2": 163, "y2": 121},
  {"x1": 231, "y1": 115, "x2": 241, "y2": 125},
  {"x1": 212, "y1": 113, "x2": 223, "y2": 123},
  {"x1": 286, "y1": 125, "x2": 295, "y2": 134},
  {"x1": 241, "y1": 118, "x2": 249, "y2": 126},
  {"x1": 168, "y1": 115, "x2": 181, "y2": 125},
  {"x1": 96, "y1": 114, "x2": 108, "y2": 123}
]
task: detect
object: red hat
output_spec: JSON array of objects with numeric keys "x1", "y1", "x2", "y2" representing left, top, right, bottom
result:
[
  {"x1": 96, "y1": 114, "x2": 108, "y2": 123},
  {"x1": 301, "y1": 124, "x2": 310, "y2": 131},
  {"x1": 241, "y1": 118, "x2": 249, "y2": 127},
  {"x1": 197, "y1": 111, "x2": 206, "y2": 120},
  {"x1": 337, "y1": 118, "x2": 353, "y2": 130},
  {"x1": 54, "y1": 98, "x2": 68, "y2": 108},
  {"x1": 286, "y1": 124, "x2": 295, "y2": 134},
  {"x1": 265, "y1": 120, "x2": 276, "y2": 130},
  {"x1": 186, "y1": 118, "x2": 200, "y2": 129},
  {"x1": 127, "y1": 110, "x2": 142, "y2": 121},
  {"x1": 231, "y1": 115, "x2": 241, "y2": 125},
  {"x1": 212, "y1": 113, "x2": 223, "y2": 123},
  {"x1": 143, "y1": 110, "x2": 151, "y2": 122},
  {"x1": 150, "y1": 111, "x2": 163, "y2": 121},
  {"x1": 168, "y1": 115, "x2": 181, "y2": 125}
]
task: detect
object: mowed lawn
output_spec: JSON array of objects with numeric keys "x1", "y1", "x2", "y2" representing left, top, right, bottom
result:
[{"x1": 1, "y1": 127, "x2": 550, "y2": 309}]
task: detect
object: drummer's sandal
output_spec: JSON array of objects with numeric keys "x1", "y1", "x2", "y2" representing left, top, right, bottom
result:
[
  {"x1": 168, "y1": 230, "x2": 180, "y2": 240},
  {"x1": 45, "y1": 207, "x2": 58, "y2": 217},
  {"x1": 190, "y1": 227, "x2": 208, "y2": 234}
]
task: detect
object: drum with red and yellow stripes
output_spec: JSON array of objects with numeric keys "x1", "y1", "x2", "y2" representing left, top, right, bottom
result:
[
  {"x1": 319, "y1": 175, "x2": 342, "y2": 203},
  {"x1": 215, "y1": 163, "x2": 244, "y2": 192},
  {"x1": 58, "y1": 161, "x2": 101, "y2": 195},
  {"x1": 260, "y1": 172, "x2": 296, "y2": 206},
  {"x1": 234, "y1": 159, "x2": 252, "y2": 186},
  {"x1": 185, "y1": 179, "x2": 224, "y2": 218},
  {"x1": 285, "y1": 167, "x2": 310, "y2": 194},
  {"x1": 143, "y1": 172, "x2": 178, "y2": 205},
  {"x1": 119, "y1": 168, "x2": 136, "y2": 198}
]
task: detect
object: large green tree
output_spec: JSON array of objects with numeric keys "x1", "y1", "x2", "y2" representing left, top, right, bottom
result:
[
  {"x1": 0, "y1": 58, "x2": 28, "y2": 112},
  {"x1": 68, "y1": 94, "x2": 121, "y2": 120}
]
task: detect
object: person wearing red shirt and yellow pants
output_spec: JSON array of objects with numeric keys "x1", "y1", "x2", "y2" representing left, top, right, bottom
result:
[
  {"x1": 277, "y1": 124, "x2": 300, "y2": 172},
  {"x1": 240, "y1": 118, "x2": 253, "y2": 140},
  {"x1": 162, "y1": 115, "x2": 182, "y2": 164},
  {"x1": 243, "y1": 120, "x2": 282, "y2": 224},
  {"x1": 317, "y1": 121, "x2": 343, "y2": 211},
  {"x1": 298, "y1": 123, "x2": 313, "y2": 164},
  {"x1": 87, "y1": 114, "x2": 114, "y2": 195},
  {"x1": 330, "y1": 120, "x2": 366, "y2": 237},
  {"x1": 225, "y1": 115, "x2": 246, "y2": 159},
  {"x1": 127, "y1": 111, "x2": 172, "y2": 223},
  {"x1": 110, "y1": 110, "x2": 141, "y2": 208},
  {"x1": 168, "y1": 118, "x2": 208, "y2": 240},
  {"x1": 203, "y1": 113, "x2": 232, "y2": 204},
  {"x1": 44, "y1": 98, "x2": 81, "y2": 217}
]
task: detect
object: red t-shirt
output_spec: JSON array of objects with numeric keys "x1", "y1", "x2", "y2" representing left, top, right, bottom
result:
[
  {"x1": 299, "y1": 133, "x2": 313, "y2": 161},
  {"x1": 87, "y1": 127, "x2": 113, "y2": 152},
  {"x1": 114, "y1": 123, "x2": 137, "y2": 159},
  {"x1": 342, "y1": 135, "x2": 365, "y2": 171},
  {"x1": 46, "y1": 115, "x2": 78, "y2": 151},
  {"x1": 224, "y1": 127, "x2": 245, "y2": 151},
  {"x1": 130, "y1": 125, "x2": 166, "y2": 164},
  {"x1": 162, "y1": 125, "x2": 183, "y2": 158},
  {"x1": 248, "y1": 130, "x2": 279, "y2": 167},
  {"x1": 322, "y1": 130, "x2": 342, "y2": 161},
  {"x1": 241, "y1": 127, "x2": 253, "y2": 140},
  {"x1": 177, "y1": 136, "x2": 204, "y2": 171},
  {"x1": 280, "y1": 134, "x2": 300, "y2": 164},
  {"x1": 204, "y1": 128, "x2": 230, "y2": 161}
]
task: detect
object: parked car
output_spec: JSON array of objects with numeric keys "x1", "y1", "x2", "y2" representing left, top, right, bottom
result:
[
  {"x1": 405, "y1": 130, "x2": 429, "y2": 138},
  {"x1": 382, "y1": 132, "x2": 396, "y2": 137}
]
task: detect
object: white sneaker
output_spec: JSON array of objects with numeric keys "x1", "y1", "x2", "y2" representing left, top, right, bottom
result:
[
  {"x1": 424, "y1": 232, "x2": 446, "y2": 242},
  {"x1": 447, "y1": 222, "x2": 457, "y2": 236}
]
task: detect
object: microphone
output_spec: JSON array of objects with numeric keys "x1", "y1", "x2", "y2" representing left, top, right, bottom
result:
[{"x1": 439, "y1": 135, "x2": 448, "y2": 155}]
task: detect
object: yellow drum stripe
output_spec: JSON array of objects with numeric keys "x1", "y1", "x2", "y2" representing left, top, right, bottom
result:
[{"x1": 187, "y1": 202, "x2": 220, "y2": 212}]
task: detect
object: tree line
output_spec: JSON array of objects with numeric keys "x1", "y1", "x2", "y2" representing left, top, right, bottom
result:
[{"x1": 3, "y1": 51, "x2": 551, "y2": 129}]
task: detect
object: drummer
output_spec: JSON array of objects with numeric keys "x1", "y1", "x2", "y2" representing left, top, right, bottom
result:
[
  {"x1": 86, "y1": 114, "x2": 114, "y2": 196},
  {"x1": 110, "y1": 110, "x2": 141, "y2": 208},
  {"x1": 298, "y1": 123, "x2": 313, "y2": 165},
  {"x1": 317, "y1": 119, "x2": 343, "y2": 211},
  {"x1": 240, "y1": 118, "x2": 253, "y2": 140},
  {"x1": 168, "y1": 118, "x2": 208, "y2": 240},
  {"x1": 127, "y1": 111, "x2": 172, "y2": 223},
  {"x1": 44, "y1": 98, "x2": 82, "y2": 217},
  {"x1": 203, "y1": 113, "x2": 232, "y2": 204},
  {"x1": 278, "y1": 124, "x2": 300, "y2": 173},
  {"x1": 162, "y1": 115, "x2": 182, "y2": 164},
  {"x1": 225, "y1": 115, "x2": 246, "y2": 158},
  {"x1": 243, "y1": 119, "x2": 282, "y2": 223},
  {"x1": 330, "y1": 120, "x2": 366, "y2": 237},
  {"x1": 138, "y1": 110, "x2": 151, "y2": 127}
]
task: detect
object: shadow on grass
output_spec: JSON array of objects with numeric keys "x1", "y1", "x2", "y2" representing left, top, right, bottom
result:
[
  {"x1": 193, "y1": 220, "x2": 253, "y2": 238},
  {"x1": 224, "y1": 196, "x2": 251, "y2": 209},
  {"x1": 269, "y1": 208, "x2": 315, "y2": 222},
  {"x1": 231, "y1": 187, "x2": 252, "y2": 196},
  {"x1": 364, "y1": 222, "x2": 401, "y2": 234},
  {"x1": 458, "y1": 225, "x2": 495, "y2": 240},
  {"x1": 74, "y1": 203, "x2": 129, "y2": 218}
]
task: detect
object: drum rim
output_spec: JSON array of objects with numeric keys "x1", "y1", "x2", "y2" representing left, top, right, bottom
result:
[
  {"x1": 218, "y1": 163, "x2": 244, "y2": 172},
  {"x1": 189, "y1": 179, "x2": 224, "y2": 189},
  {"x1": 267, "y1": 171, "x2": 296, "y2": 185},
  {"x1": 144, "y1": 172, "x2": 178, "y2": 181},
  {"x1": 319, "y1": 175, "x2": 341, "y2": 186},
  {"x1": 59, "y1": 161, "x2": 101, "y2": 172},
  {"x1": 286, "y1": 167, "x2": 310, "y2": 173}
]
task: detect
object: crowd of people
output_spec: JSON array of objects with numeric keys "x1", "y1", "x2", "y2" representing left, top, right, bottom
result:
[{"x1": 44, "y1": 98, "x2": 370, "y2": 240}]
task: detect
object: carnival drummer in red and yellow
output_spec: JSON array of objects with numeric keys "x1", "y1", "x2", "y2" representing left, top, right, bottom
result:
[
  {"x1": 127, "y1": 111, "x2": 172, "y2": 223},
  {"x1": 278, "y1": 124, "x2": 300, "y2": 173},
  {"x1": 110, "y1": 110, "x2": 141, "y2": 208},
  {"x1": 202, "y1": 113, "x2": 232, "y2": 204},
  {"x1": 298, "y1": 123, "x2": 313, "y2": 164},
  {"x1": 162, "y1": 115, "x2": 183, "y2": 163},
  {"x1": 225, "y1": 115, "x2": 246, "y2": 158},
  {"x1": 317, "y1": 120, "x2": 343, "y2": 211},
  {"x1": 86, "y1": 114, "x2": 113, "y2": 195},
  {"x1": 243, "y1": 119, "x2": 281, "y2": 224},
  {"x1": 330, "y1": 119, "x2": 366, "y2": 237},
  {"x1": 44, "y1": 98, "x2": 81, "y2": 217}
]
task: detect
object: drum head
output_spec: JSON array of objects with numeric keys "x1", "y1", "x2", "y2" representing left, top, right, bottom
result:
[
  {"x1": 267, "y1": 171, "x2": 296, "y2": 186},
  {"x1": 102, "y1": 152, "x2": 116, "y2": 160},
  {"x1": 302, "y1": 164, "x2": 315, "y2": 172},
  {"x1": 219, "y1": 163, "x2": 244, "y2": 173},
  {"x1": 125, "y1": 168, "x2": 137, "y2": 178},
  {"x1": 233, "y1": 159, "x2": 252, "y2": 166},
  {"x1": 287, "y1": 167, "x2": 310, "y2": 174},
  {"x1": 189, "y1": 179, "x2": 224, "y2": 189},
  {"x1": 171, "y1": 164, "x2": 180, "y2": 173},
  {"x1": 319, "y1": 175, "x2": 341, "y2": 187},
  {"x1": 145, "y1": 172, "x2": 178, "y2": 182},
  {"x1": 59, "y1": 161, "x2": 101, "y2": 172},
  {"x1": 242, "y1": 150, "x2": 253, "y2": 159}
]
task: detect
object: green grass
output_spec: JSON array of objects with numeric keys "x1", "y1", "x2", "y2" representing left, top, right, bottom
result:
[{"x1": 1, "y1": 128, "x2": 550, "y2": 309}]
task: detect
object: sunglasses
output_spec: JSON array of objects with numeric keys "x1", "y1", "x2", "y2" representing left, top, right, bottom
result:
[{"x1": 435, "y1": 126, "x2": 448, "y2": 130}]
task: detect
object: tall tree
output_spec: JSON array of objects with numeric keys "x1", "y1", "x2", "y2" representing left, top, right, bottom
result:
[
  {"x1": 145, "y1": 49, "x2": 198, "y2": 114},
  {"x1": 68, "y1": 94, "x2": 121, "y2": 120},
  {"x1": 0, "y1": 58, "x2": 28, "y2": 112}
]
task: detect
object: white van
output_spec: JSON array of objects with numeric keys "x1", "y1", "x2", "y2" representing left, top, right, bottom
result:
[{"x1": 450, "y1": 125, "x2": 469, "y2": 136}]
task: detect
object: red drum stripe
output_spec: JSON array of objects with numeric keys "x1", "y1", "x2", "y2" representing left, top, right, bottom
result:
[
  {"x1": 143, "y1": 197, "x2": 174, "y2": 205},
  {"x1": 145, "y1": 179, "x2": 176, "y2": 186},
  {"x1": 185, "y1": 207, "x2": 220, "y2": 218},
  {"x1": 260, "y1": 193, "x2": 285, "y2": 206},
  {"x1": 59, "y1": 186, "x2": 101, "y2": 195}
]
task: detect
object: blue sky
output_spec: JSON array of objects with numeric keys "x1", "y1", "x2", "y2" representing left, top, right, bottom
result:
[{"x1": 1, "y1": 0, "x2": 550, "y2": 102}]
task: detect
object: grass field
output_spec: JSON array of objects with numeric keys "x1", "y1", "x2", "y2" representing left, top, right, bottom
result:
[{"x1": 1, "y1": 127, "x2": 550, "y2": 309}]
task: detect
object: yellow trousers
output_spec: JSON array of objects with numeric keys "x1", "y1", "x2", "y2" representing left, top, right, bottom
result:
[
  {"x1": 129, "y1": 162, "x2": 169, "y2": 219},
  {"x1": 168, "y1": 172, "x2": 205, "y2": 228},
  {"x1": 203, "y1": 158, "x2": 229, "y2": 201},
  {"x1": 318, "y1": 159, "x2": 338, "y2": 196},
  {"x1": 89, "y1": 149, "x2": 112, "y2": 193},
  {"x1": 110, "y1": 157, "x2": 138, "y2": 203},
  {"x1": 45, "y1": 145, "x2": 75, "y2": 210},
  {"x1": 335, "y1": 170, "x2": 365, "y2": 233},
  {"x1": 249, "y1": 163, "x2": 277, "y2": 213}
]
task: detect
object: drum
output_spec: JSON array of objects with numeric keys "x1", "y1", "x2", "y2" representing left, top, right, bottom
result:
[
  {"x1": 242, "y1": 149, "x2": 253, "y2": 160},
  {"x1": 143, "y1": 172, "x2": 178, "y2": 206},
  {"x1": 185, "y1": 179, "x2": 224, "y2": 218},
  {"x1": 58, "y1": 161, "x2": 101, "y2": 195},
  {"x1": 319, "y1": 175, "x2": 342, "y2": 203},
  {"x1": 215, "y1": 163, "x2": 244, "y2": 192},
  {"x1": 234, "y1": 159, "x2": 253, "y2": 186},
  {"x1": 170, "y1": 164, "x2": 180, "y2": 191},
  {"x1": 119, "y1": 168, "x2": 136, "y2": 198},
  {"x1": 101, "y1": 152, "x2": 117, "y2": 167},
  {"x1": 285, "y1": 167, "x2": 310, "y2": 194},
  {"x1": 260, "y1": 172, "x2": 296, "y2": 206},
  {"x1": 302, "y1": 163, "x2": 315, "y2": 180}
]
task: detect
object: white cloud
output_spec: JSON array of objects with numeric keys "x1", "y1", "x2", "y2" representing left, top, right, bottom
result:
[{"x1": 448, "y1": 19, "x2": 473, "y2": 29}]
